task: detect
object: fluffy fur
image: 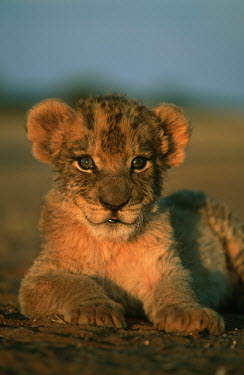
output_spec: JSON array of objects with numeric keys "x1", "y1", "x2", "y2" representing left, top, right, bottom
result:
[{"x1": 19, "y1": 95, "x2": 244, "y2": 334}]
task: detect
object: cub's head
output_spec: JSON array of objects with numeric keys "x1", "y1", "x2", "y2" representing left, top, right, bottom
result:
[{"x1": 27, "y1": 95, "x2": 190, "y2": 241}]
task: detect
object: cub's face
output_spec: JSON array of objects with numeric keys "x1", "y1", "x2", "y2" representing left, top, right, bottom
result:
[{"x1": 27, "y1": 95, "x2": 190, "y2": 241}]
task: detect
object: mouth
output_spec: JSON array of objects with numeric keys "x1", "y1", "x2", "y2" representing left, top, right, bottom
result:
[
  {"x1": 86, "y1": 214, "x2": 136, "y2": 226},
  {"x1": 107, "y1": 218, "x2": 121, "y2": 224},
  {"x1": 83, "y1": 208, "x2": 141, "y2": 226},
  {"x1": 85, "y1": 215, "x2": 125, "y2": 226}
]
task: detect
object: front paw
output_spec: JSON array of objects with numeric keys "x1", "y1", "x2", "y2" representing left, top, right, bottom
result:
[
  {"x1": 63, "y1": 303, "x2": 127, "y2": 329},
  {"x1": 153, "y1": 305, "x2": 225, "y2": 334}
]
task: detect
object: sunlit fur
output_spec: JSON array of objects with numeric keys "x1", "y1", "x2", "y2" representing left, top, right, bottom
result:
[{"x1": 19, "y1": 95, "x2": 244, "y2": 334}]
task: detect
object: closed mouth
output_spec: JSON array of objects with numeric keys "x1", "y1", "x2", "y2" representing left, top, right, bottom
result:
[
  {"x1": 84, "y1": 210, "x2": 140, "y2": 226},
  {"x1": 85, "y1": 216, "x2": 125, "y2": 225},
  {"x1": 86, "y1": 215, "x2": 135, "y2": 226},
  {"x1": 107, "y1": 218, "x2": 121, "y2": 224}
]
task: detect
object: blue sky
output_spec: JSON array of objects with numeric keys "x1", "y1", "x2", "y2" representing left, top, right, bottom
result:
[{"x1": 1, "y1": 0, "x2": 244, "y2": 103}]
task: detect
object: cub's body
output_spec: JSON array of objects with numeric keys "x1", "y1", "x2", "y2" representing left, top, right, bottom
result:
[{"x1": 19, "y1": 95, "x2": 243, "y2": 333}]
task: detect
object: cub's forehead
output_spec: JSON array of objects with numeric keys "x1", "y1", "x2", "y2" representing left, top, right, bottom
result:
[{"x1": 69, "y1": 96, "x2": 159, "y2": 155}]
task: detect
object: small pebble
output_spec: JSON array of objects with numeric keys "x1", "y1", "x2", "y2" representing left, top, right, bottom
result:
[
  {"x1": 162, "y1": 363, "x2": 176, "y2": 370},
  {"x1": 215, "y1": 366, "x2": 228, "y2": 375},
  {"x1": 204, "y1": 343, "x2": 211, "y2": 349},
  {"x1": 230, "y1": 340, "x2": 237, "y2": 349}
]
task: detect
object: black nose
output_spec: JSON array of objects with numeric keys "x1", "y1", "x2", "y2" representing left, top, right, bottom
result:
[
  {"x1": 99, "y1": 197, "x2": 130, "y2": 211},
  {"x1": 98, "y1": 176, "x2": 131, "y2": 211}
]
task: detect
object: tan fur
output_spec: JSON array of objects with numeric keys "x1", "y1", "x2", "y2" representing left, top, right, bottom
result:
[{"x1": 19, "y1": 95, "x2": 244, "y2": 334}]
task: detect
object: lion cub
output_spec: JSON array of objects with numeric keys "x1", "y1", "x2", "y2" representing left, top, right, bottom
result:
[{"x1": 19, "y1": 95, "x2": 244, "y2": 334}]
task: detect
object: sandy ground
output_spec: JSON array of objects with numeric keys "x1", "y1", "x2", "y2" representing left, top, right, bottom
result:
[
  {"x1": 0, "y1": 109, "x2": 244, "y2": 374},
  {"x1": 0, "y1": 293, "x2": 244, "y2": 375}
]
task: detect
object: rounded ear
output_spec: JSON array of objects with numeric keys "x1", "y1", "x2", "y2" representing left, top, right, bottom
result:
[
  {"x1": 153, "y1": 103, "x2": 191, "y2": 168},
  {"x1": 27, "y1": 99, "x2": 75, "y2": 163}
]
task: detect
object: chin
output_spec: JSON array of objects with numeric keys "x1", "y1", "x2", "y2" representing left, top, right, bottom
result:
[{"x1": 86, "y1": 220, "x2": 141, "y2": 242}]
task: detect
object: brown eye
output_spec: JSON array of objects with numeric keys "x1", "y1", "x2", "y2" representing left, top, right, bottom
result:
[
  {"x1": 77, "y1": 156, "x2": 95, "y2": 171},
  {"x1": 131, "y1": 157, "x2": 148, "y2": 171}
]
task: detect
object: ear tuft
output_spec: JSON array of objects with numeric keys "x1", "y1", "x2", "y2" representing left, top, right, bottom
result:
[
  {"x1": 153, "y1": 103, "x2": 191, "y2": 168},
  {"x1": 27, "y1": 99, "x2": 74, "y2": 163}
]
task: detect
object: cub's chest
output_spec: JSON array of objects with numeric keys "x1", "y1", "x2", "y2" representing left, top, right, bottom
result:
[
  {"x1": 110, "y1": 248, "x2": 162, "y2": 296},
  {"x1": 69, "y1": 221, "x2": 173, "y2": 297},
  {"x1": 88, "y1": 240, "x2": 165, "y2": 298}
]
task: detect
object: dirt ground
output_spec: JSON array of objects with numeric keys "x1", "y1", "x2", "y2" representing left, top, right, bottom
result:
[{"x1": 0, "y1": 109, "x2": 244, "y2": 374}]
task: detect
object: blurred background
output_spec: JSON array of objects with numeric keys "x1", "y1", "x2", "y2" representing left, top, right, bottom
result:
[{"x1": 0, "y1": 0, "x2": 244, "y2": 281}]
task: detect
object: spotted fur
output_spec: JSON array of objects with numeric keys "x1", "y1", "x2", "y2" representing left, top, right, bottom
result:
[{"x1": 19, "y1": 95, "x2": 244, "y2": 334}]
